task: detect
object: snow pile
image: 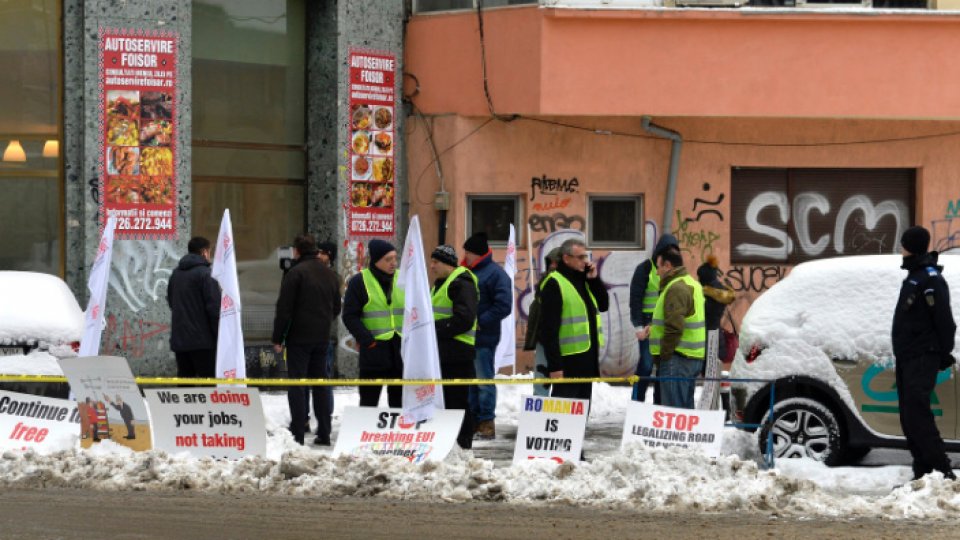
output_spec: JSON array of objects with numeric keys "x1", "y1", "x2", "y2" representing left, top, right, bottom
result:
[
  {"x1": 0, "y1": 272, "x2": 83, "y2": 347},
  {"x1": 2, "y1": 380, "x2": 959, "y2": 519},
  {"x1": 4, "y1": 437, "x2": 960, "y2": 519}
]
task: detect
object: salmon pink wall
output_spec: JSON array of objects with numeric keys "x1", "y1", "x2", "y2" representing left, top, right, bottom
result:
[
  {"x1": 405, "y1": 114, "x2": 960, "y2": 375},
  {"x1": 406, "y1": 7, "x2": 960, "y2": 119}
]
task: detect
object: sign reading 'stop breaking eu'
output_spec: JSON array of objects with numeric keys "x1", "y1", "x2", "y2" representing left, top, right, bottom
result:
[
  {"x1": 347, "y1": 49, "x2": 396, "y2": 237},
  {"x1": 99, "y1": 29, "x2": 178, "y2": 239}
]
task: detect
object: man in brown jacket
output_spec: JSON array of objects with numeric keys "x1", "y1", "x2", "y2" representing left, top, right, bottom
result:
[{"x1": 646, "y1": 248, "x2": 705, "y2": 409}]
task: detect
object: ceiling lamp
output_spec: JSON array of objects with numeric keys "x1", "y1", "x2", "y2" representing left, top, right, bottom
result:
[
  {"x1": 42, "y1": 139, "x2": 59, "y2": 158},
  {"x1": 3, "y1": 140, "x2": 26, "y2": 162}
]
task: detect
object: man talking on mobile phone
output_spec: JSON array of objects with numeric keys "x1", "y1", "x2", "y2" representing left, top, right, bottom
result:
[{"x1": 538, "y1": 238, "x2": 609, "y2": 405}]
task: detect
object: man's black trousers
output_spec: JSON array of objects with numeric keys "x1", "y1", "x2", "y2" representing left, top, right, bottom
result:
[
  {"x1": 286, "y1": 343, "x2": 331, "y2": 445},
  {"x1": 896, "y1": 352, "x2": 953, "y2": 478}
]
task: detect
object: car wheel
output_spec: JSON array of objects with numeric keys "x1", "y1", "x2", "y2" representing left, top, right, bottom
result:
[
  {"x1": 843, "y1": 446, "x2": 871, "y2": 464},
  {"x1": 758, "y1": 397, "x2": 845, "y2": 466}
]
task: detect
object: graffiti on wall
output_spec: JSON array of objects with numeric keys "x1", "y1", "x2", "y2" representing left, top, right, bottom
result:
[
  {"x1": 109, "y1": 240, "x2": 179, "y2": 312},
  {"x1": 734, "y1": 192, "x2": 908, "y2": 260},
  {"x1": 529, "y1": 175, "x2": 579, "y2": 202},
  {"x1": 673, "y1": 184, "x2": 725, "y2": 264},
  {"x1": 102, "y1": 314, "x2": 170, "y2": 359},
  {"x1": 528, "y1": 212, "x2": 585, "y2": 236},
  {"x1": 932, "y1": 197, "x2": 960, "y2": 252}
]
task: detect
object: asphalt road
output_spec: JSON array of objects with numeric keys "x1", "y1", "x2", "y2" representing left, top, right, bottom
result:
[{"x1": 1, "y1": 488, "x2": 958, "y2": 540}]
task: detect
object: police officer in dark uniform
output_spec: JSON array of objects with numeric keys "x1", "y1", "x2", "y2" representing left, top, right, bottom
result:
[{"x1": 893, "y1": 226, "x2": 957, "y2": 481}]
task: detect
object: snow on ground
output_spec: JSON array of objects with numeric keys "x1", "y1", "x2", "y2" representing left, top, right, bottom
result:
[{"x1": 1, "y1": 380, "x2": 959, "y2": 519}]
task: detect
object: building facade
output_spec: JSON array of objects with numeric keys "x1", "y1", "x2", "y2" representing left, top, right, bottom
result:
[
  {"x1": 1, "y1": 0, "x2": 404, "y2": 375},
  {"x1": 404, "y1": 3, "x2": 960, "y2": 376}
]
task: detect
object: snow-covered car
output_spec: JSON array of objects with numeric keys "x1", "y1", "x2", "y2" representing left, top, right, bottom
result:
[
  {"x1": 730, "y1": 255, "x2": 960, "y2": 466},
  {"x1": 0, "y1": 272, "x2": 82, "y2": 398}
]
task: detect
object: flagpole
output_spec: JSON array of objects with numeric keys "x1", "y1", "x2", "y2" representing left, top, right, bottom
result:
[{"x1": 79, "y1": 215, "x2": 117, "y2": 357}]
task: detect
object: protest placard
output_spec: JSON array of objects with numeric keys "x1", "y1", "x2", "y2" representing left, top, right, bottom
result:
[
  {"x1": 512, "y1": 395, "x2": 588, "y2": 465},
  {"x1": 144, "y1": 388, "x2": 265, "y2": 459},
  {"x1": 333, "y1": 407, "x2": 463, "y2": 463},
  {"x1": 621, "y1": 401, "x2": 725, "y2": 457},
  {"x1": 0, "y1": 390, "x2": 79, "y2": 453},
  {"x1": 58, "y1": 355, "x2": 152, "y2": 451}
]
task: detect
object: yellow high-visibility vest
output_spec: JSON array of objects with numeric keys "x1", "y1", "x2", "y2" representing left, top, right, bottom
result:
[
  {"x1": 540, "y1": 272, "x2": 604, "y2": 356},
  {"x1": 431, "y1": 266, "x2": 478, "y2": 346},
  {"x1": 649, "y1": 274, "x2": 706, "y2": 359},
  {"x1": 360, "y1": 269, "x2": 405, "y2": 341},
  {"x1": 642, "y1": 263, "x2": 660, "y2": 315}
]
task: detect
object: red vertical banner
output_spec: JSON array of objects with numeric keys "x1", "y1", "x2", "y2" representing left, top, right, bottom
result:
[
  {"x1": 99, "y1": 29, "x2": 178, "y2": 239},
  {"x1": 347, "y1": 49, "x2": 396, "y2": 237}
]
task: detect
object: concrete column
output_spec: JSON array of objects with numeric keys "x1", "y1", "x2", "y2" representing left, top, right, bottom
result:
[{"x1": 64, "y1": 0, "x2": 192, "y2": 375}]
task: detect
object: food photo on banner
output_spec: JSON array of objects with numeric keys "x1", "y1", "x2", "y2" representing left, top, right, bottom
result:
[
  {"x1": 333, "y1": 407, "x2": 464, "y2": 463},
  {"x1": 347, "y1": 48, "x2": 396, "y2": 236},
  {"x1": 58, "y1": 356, "x2": 152, "y2": 451},
  {"x1": 100, "y1": 29, "x2": 177, "y2": 239},
  {"x1": 0, "y1": 390, "x2": 80, "y2": 453},
  {"x1": 621, "y1": 402, "x2": 725, "y2": 458},
  {"x1": 144, "y1": 388, "x2": 265, "y2": 459},
  {"x1": 512, "y1": 395, "x2": 589, "y2": 465}
]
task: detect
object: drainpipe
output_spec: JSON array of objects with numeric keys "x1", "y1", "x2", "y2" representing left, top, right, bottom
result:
[{"x1": 641, "y1": 116, "x2": 683, "y2": 235}]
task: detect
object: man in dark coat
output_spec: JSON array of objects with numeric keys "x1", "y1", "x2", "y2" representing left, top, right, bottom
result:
[
  {"x1": 462, "y1": 232, "x2": 512, "y2": 440},
  {"x1": 166, "y1": 237, "x2": 221, "y2": 379},
  {"x1": 342, "y1": 239, "x2": 404, "y2": 408},
  {"x1": 893, "y1": 225, "x2": 957, "y2": 481},
  {"x1": 539, "y1": 238, "x2": 609, "y2": 403},
  {"x1": 430, "y1": 244, "x2": 479, "y2": 450},
  {"x1": 272, "y1": 234, "x2": 342, "y2": 446},
  {"x1": 628, "y1": 234, "x2": 679, "y2": 403}
]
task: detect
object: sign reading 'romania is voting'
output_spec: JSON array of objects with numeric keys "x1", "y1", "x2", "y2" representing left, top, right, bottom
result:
[{"x1": 512, "y1": 395, "x2": 588, "y2": 465}]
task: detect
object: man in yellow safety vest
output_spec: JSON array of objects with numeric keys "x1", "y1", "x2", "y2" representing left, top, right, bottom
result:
[
  {"x1": 539, "y1": 238, "x2": 609, "y2": 403},
  {"x1": 429, "y1": 244, "x2": 479, "y2": 449},
  {"x1": 628, "y1": 233, "x2": 680, "y2": 404},
  {"x1": 646, "y1": 248, "x2": 706, "y2": 409},
  {"x1": 342, "y1": 239, "x2": 405, "y2": 409}
]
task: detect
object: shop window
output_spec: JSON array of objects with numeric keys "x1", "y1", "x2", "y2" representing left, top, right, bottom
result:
[
  {"x1": 192, "y1": 0, "x2": 307, "y2": 341},
  {"x1": 0, "y1": 0, "x2": 62, "y2": 275},
  {"x1": 730, "y1": 168, "x2": 915, "y2": 264},
  {"x1": 467, "y1": 195, "x2": 522, "y2": 246},
  {"x1": 588, "y1": 195, "x2": 644, "y2": 248}
]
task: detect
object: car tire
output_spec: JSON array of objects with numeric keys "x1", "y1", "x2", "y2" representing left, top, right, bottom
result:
[
  {"x1": 843, "y1": 446, "x2": 871, "y2": 464},
  {"x1": 758, "y1": 397, "x2": 845, "y2": 466}
]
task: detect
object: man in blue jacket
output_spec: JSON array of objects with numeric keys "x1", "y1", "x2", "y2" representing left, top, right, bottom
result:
[{"x1": 462, "y1": 232, "x2": 512, "y2": 440}]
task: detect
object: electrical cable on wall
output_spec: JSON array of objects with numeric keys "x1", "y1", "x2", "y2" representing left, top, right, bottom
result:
[{"x1": 476, "y1": 0, "x2": 517, "y2": 122}]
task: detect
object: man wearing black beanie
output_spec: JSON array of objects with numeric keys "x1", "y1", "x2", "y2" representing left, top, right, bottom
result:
[
  {"x1": 342, "y1": 239, "x2": 405, "y2": 408},
  {"x1": 893, "y1": 225, "x2": 957, "y2": 481},
  {"x1": 462, "y1": 232, "x2": 512, "y2": 440}
]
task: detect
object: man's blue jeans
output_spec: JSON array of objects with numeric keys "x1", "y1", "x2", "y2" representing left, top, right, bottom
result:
[
  {"x1": 659, "y1": 353, "x2": 701, "y2": 409},
  {"x1": 469, "y1": 346, "x2": 497, "y2": 422},
  {"x1": 632, "y1": 339, "x2": 654, "y2": 402}
]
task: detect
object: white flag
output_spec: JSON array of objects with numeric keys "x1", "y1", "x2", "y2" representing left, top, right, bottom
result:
[
  {"x1": 494, "y1": 224, "x2": 516, "y2": 371},
  {"x1": 396, "y1": 216, "x2": 444, "y2": 422},
  {"x1": 79, "y1": 216, "x2": 117, "y2": 357},
  {"x1": 211, "y1": 209, "x2": 246, "y2": 383}
]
